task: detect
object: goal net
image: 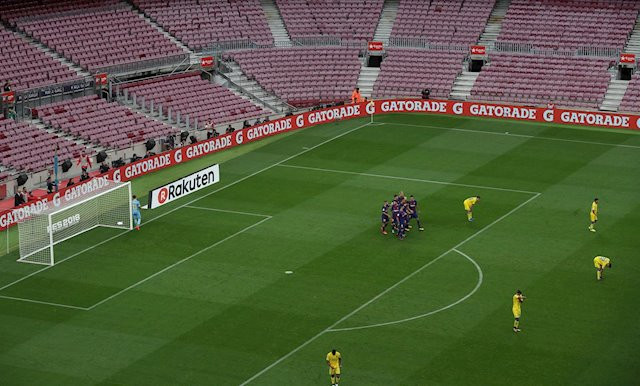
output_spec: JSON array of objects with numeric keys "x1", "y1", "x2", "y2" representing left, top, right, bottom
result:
[{"x1": 17, "y1": 181, "x2": 133, "y2": 266}]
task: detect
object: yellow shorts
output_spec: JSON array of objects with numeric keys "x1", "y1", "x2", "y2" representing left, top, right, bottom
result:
[
  {"x1": 512, "y1": 309, "x2": 521, "y2": 319},
  {"x1": 590, "y1": 214, "x2": 597, "y2": 222},
  {"x1": 464, "y1": 203, "x2": 472, "y2": 211},
  {"x1": 330, "y1": 366, "x2": 341, "y2": 376}
]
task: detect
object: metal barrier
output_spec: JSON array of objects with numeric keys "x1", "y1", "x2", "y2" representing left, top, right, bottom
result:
[
  {"x1": 13, "y1": 77, "x2": 96, "y2": 119},
  {"x1": 488, "y1": 42, "x2": 619, "y2": 58},
  {"x1": 93, "y1": 53, "x2": 191, "y2": 75},
  {"x1": 386, "y1": 39, "x2": 621, "y2": 58}
]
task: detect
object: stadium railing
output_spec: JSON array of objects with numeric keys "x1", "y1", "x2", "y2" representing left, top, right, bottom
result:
[
  {"x1": 14, "y1": 77, "x2": 96, "y2": 119},
  {"x1": 93, "y1": 53, "x2": 191, "y2": 76},
  {"x1": 492, "y1": 42, "x2": 620, "y2": 58}
]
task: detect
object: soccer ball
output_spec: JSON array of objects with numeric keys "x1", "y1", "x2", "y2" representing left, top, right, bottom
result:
[{"x1": 117, "y1": 221, "x2": 123, "y2": 226}]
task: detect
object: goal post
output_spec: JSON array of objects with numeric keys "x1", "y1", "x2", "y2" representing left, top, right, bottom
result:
[{"x1": 17, "y1": 181, "x2": 133, "y2": 266}]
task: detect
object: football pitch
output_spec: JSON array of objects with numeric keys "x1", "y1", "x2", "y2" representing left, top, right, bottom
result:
[{"x1": 0, "y1": 113, "x2": 639, "y2": 385}]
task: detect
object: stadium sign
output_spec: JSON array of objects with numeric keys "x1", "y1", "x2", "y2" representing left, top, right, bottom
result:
[
  {"x1": 148, "y1": 164, "x2": 220, "y2": 209},
  {"x1": 368, "y1": 41, "x2": 383, "y2": 51},
  {"x1": 201, "y1": 56, "x2": 215, "y2": 68},
  {"x1": 620, "y1": 53, "x2": 636, "y2": 64},
  {"x1": 3, "y1": 99, "x2": 640, "y2": 229},
  {"x1": 47, "y1": 214, "x2": 81, "y2": 234},
  {"x1": 94, "y1": 73, "x2": 107, "y2": 86},
  {"x1": 470, "y1": 45, "x2": 486, "y2": 56},
  {"x1": 1, "y1": 91, "x2": 15, "y2": 104}
]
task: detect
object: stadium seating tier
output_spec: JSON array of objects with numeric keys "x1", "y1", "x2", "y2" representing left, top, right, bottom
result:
[
  {"x1": 228, "y1": 47, "x2": 361, "y2": 107},
  {"x1": 120, "y1": 72, "x2": 269, "y2": 127},
  {"x1": 36, "y1": 95, "x2": 177, "y2": 149},
  {"x1": 0, "y1": 118, "x2": 93, "y2": 172}
]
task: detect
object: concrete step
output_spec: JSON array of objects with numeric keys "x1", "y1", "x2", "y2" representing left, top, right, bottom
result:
[
  {"x1": 132, "y1": 4, "x2": 193, "y2": 55},
  {"x1": 373, "y1": 0, "x2": 399, "y2": 42},
  {"x1": 261, "y1": 0, "x2": 291, "y2": 43}
]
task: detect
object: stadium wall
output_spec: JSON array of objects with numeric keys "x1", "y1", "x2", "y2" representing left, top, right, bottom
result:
[{"x1": 2, "y1": 99, "x2": 638, "y2": 230}]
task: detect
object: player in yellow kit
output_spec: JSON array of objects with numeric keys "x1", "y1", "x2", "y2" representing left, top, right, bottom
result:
[
  {"x1": 326, "y1": 349, "x2": 342, "y2": 386},
  {"x1": 464, "y1": 196, "x2": 480, "y2": 221},
  {"x1": 588, "y1": 198, "x2": 598, "y2": 232},
  {"x1": 593, "y1": 255, "x2": 611, "y2": 281},
  {"x1": 512, "y1": 290, "x2": 525, "y2": 333}
]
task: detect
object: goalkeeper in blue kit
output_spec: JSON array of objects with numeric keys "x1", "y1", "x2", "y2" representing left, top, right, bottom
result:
[{"x1": 132, "y1": 195, "x2": 141, "y2": 230}]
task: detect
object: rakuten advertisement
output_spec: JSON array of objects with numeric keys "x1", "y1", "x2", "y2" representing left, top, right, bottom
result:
[
  {"x1": 148, "y1": 164, "x2": 220, "y2": 209},
  {"x1": 2, "y1": 99, "x2": 638, "y2": 230}
]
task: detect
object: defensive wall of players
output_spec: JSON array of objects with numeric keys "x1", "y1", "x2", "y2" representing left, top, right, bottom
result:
[{"x1": 2, "y1": 98, "x2": 639, "y2": 230}]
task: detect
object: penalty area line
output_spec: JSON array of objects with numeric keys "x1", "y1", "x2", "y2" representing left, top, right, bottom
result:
[
  {"x1": 85, "y1": 216, "x2": 272, "y2": 310},
  {"x1": 239, "y1": 192, "x2": 540, "y2": 385},
  {"x1": 277, "y1": 164, "x2": 540, "y2": 195}
]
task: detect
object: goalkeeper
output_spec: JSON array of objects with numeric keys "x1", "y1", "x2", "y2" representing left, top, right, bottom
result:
[{"x1": 132, "y1": 195, "x2": 141, "y2": 230}]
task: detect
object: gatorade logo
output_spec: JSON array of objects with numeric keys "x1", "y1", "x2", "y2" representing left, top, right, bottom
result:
[{"x1": 158, "y1": 187, "x2": 169, "y2": 204}]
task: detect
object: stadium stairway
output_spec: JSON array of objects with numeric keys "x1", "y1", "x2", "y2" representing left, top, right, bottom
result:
[
  {"x1": 601, "y1": 78, "x2": 629, "y2": 112},
  {"x1": 127, "y1": 2, "x2": 194, "y2": 61},
  {"x1": 222, "y1": 60, "x2": 290, "y2": 113},
  {"x1": 478, "y1": 0, "x2": 511, "y2": 47},
  {"x1": 356, "y1": 66, "x2": 380, "y2": 99},
  {"x1": 450, "y1": 70, "x2": 480, "y2": 101},
  {"x1": 261, "y1": 0, "x2": 292, "y2": 46},
  {"x1": 19, "y1": 33, "x2": 90, "y2": 78},
  {"x1": 31, "y1": 119, "x2": 108, "y2": 154},
  {"x1": 373, "y1": 0, "x2": 398, "y2": 44},
  {"x1": 623, "y1": 11, "x2": 640, "y2": 55}
]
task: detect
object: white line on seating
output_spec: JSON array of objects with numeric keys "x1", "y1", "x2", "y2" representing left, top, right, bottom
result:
[
  {"x1": 239, "y1": 192, "x2": 540, "y2": 385},
  {"x1": 278, "y1": 164, "x2": 541, "y2": 195},
  {"x1": 385, "y1": 122, "x2": 640, "y2": 150}
]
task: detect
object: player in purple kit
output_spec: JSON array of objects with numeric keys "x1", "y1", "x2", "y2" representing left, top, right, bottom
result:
[
  {"x1": 407, "y1": 195, "x2": 424, "y2": 231},
  {"x1": 380, "y1": 200, "x2": 391, "y2": 235},
  {"x1": 397, "y1": 203, "x2": 408, "y2": 240},
  {"x1": 391, "y1": 201, "x2": 400, "y2": 234}
]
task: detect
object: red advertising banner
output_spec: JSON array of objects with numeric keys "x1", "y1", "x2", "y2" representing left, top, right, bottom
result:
[
  {"x1": 95, "y1": 73, "x2": 107, "y2": 86},
  {"x1": 470, "y1": 45, "x2": 486, "y2": 55},
  {"x1": 620, "y1": 53, "x2": 636, "y2": 64},
  {"x1": 1, "y1": 91, "x2": 15, "y2": 104},
  {"x1": 2, "y1": 99, "x2": 638, "y2": 230},
  {"x1": 201, "y1": 56, "x2": 214, "y2": 68},
  {"x1": 368, "y1": 41, "x2": 383, "y2": 51}
]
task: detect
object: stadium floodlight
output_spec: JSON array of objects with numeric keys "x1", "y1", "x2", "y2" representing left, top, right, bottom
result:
[{"x1": 17, "y1": 181, "x2": 132, "y2": 266}]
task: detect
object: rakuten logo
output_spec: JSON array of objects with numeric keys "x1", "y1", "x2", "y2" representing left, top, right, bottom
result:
[{"x1": 149, "y1": 164, "x2": 220, "y2": 209}]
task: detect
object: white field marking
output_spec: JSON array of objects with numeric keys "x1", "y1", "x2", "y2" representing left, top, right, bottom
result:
[
  {"x1": 86, "y1": 216, "x2": 272, "y2": 310},
  {"x1": 278, "y1": 164, "x2": 540, "y2": 195},
  {"x1": 0, "y1": 295, "x2": 90, "y2": 310},
  {"x1": 239, "y1": 192, "x2": 541, "y2": 385},
  {"x1": 184, "y1": 205, "x2": 271, "y2": 218},
  {"x1": 385, "y1": 122, "x2": 640, "y2": 150},
  {"x1": 327, "y1": 248, "x2": 482, "y2": 332},
  {"x1": 0, "y1": 230, "x2": 130, "y2": 293},
  {"x1": 0, "y1": 122, "x2": 371, "y2": 299}
]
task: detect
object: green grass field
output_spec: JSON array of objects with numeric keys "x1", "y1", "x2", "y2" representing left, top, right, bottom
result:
[{"x1": 0, "y1": 113, "x2": 639, "y2": 385}]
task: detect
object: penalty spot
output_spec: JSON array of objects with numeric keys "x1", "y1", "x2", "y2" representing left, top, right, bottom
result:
[{"x1": 285, "y1": 271, "x2": 294, "y2": 275}]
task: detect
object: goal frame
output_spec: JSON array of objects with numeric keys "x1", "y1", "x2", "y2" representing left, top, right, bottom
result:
[{"x1": 17, "y1": 181, "x2": 133, "y2": 266}]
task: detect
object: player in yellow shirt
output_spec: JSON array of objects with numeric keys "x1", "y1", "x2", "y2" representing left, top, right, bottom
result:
[
  {"x1": 463, "y1": 196, "x2": 480, "y2": 222},
  {"x1": 588, "y1": 198, "x2": 598, "y2": 232},
  {"x1": 326, "y1": 349, "x2": 342, "y2": 386},
  {"x1": 512, "y1": 290, "x2": 526, "y2": 333},
  {"x1": 593, "y1": 255, "x2": 611, "y2": 281}
]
